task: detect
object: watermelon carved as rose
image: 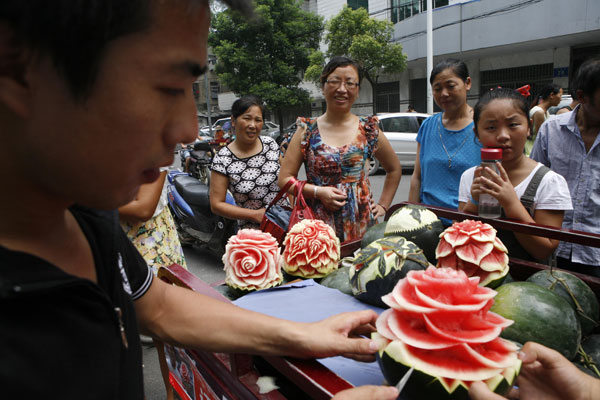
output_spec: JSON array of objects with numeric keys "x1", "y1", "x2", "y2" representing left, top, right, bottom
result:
[
  {"x1": 435, "y1": 219, "x2": 509, "y2": 287},
  {"x1": 222, "y1": 229, "x2": 283, "y2": 291},
  {"x1": 374, "y1": 266, "x2": 521, "y2": 399},
  {"x1": 282, "y1": 219, "x2": 340, "y2": 278}
]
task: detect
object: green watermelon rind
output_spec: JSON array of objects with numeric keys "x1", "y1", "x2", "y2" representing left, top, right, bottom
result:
[
  {"x1": 490, "y1": 282, "x2": 582, "y2": 360},
  {"x1": 384, "y1": 205, "x2": 444, "y2": 264},
  {"x1": 526, "y1": 270, "x2": 599, "y2": 335},
  {"x1": 375, "y1": 333, "x2": 521, "y2": 400},
  {"x1": 319, "y1": 265, "x2": 353, "y2": 296},
  {"x1": 350, "y1": 237, "x2": 429, "y2": 308},
  {"x1": 361, "y1": 221, "x2": 388, "y2": 248}
]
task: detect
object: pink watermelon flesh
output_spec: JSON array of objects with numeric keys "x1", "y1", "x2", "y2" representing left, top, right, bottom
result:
[{"x1": 377, "y1": 267, "x2": 518, "y2": 383}]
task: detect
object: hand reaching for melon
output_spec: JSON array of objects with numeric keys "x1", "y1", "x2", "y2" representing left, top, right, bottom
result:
[
  {"x1": 468, "y1": 341, "x2": 600, "y2": 400},
  {"x1": 292, "y1": 310, "x2": 379, "y2": 362}
]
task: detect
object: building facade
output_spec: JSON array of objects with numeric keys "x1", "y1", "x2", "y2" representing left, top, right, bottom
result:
[{"x1": 306, "y1": 0, "x2": 600, "y2": 114}]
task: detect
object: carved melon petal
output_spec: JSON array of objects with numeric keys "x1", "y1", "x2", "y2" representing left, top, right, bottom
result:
[
  {"x1": 455, "y1": 241, "x2": 494, "y2": 265},
  {"x1": 414, "y1": 285, "x2": 490, "y2": 312},
  {"x1": 387, "y1": 310, "x2": 458, "y2": 349},
  {"x1": 436, "y1": 253, "x2": 458, "y2": 269},
  {"x1": 478, "y1": 268, "x2": 509, "y2": 287},
  {"x1": 442, "y1": 228, "x2": 470, "y2": 247},
  {"x1": 479, "y1": 250, "x2": 509, "y2": 272},
  {"x1": 493, "y1": 237, "x2": 508, "y2": 253},
  {"x1": 423, "y1": 314, "x2": 502, "y2": 344},
  {"x1": 386, "y1": 279, "x2": 437, "y2": 314},
  {"x1": 435, "y1": 238, "x2": 454, "y2": 258},
  {"x1": 469, "y1": 224, "x2": 497, "y2": 242}
]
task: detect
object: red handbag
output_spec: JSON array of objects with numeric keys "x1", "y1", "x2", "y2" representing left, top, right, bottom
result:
[
  {"x1": 260, "y1": 178, "x2": 314, "y2": 245},
  {"x1": 288, "y1": 180, "x2": 315, "y2": 232}
]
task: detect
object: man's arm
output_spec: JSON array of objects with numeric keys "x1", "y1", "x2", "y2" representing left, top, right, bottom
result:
[{"x1": 134, "y1": 277, "x2": 379, "y2": 360}]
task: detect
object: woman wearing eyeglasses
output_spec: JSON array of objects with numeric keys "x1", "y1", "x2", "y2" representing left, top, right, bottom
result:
[{"x1": 279, "y1": 56, "x2": 401, "y2": 243}]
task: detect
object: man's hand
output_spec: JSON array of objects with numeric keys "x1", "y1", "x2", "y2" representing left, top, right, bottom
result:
[
  {"x1": 332, "y1": 385, "x2": 399, "y2": 400},
  {"x1": 469, "y1": 342, "x2": 600, "y2": 400},
  {"x1": 292, "y1": 310, "x2": 379, "y2": 362}
]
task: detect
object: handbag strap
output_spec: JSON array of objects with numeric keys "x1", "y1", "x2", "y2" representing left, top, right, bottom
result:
[
  {"x1": 265, "y1": 177, "x2": 297, "y2": 210},
  {"x1": 294, "y1": 180, "x2": 309, "y2": 209}
]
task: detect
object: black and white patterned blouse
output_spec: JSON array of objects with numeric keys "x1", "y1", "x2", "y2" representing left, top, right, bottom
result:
[{"x1": 211, "y1": 136, "x2": 288, "y2": 229}]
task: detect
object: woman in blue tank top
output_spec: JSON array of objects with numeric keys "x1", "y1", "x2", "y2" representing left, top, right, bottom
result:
[{"x1": 408, "y1": 59, "x2": 481, "y2": 224}]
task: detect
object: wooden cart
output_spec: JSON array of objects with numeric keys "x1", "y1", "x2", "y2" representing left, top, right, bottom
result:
[{"x1": 158, "y1": 201, "x2": 600, "y2": 400}]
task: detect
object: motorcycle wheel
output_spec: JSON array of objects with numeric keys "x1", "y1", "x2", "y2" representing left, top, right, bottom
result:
[{"x1": 196, "y1": 165, "x2": 210, "y2": 186}]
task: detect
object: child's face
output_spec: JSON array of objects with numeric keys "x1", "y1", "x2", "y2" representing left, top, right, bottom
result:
[{"x1": 476, "y1": 99, "x2": 530, "y2": 162}]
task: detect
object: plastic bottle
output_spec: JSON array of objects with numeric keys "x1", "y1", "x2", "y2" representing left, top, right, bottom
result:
[{"x1": 478, "y1": 148, "x2": 503, "y2": 218}]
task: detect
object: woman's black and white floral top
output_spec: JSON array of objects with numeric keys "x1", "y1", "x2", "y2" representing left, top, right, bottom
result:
[{"x1": 211, "y1": 136, "x2": 288, "y2": 229}]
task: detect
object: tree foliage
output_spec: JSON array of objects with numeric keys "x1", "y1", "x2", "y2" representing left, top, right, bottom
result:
[
  {"x1": 305, "y1": 6, "x2": 407, "y2": 113},
  {"x1": 209, "y1": 0, "x2": 323, "y2": 125}
]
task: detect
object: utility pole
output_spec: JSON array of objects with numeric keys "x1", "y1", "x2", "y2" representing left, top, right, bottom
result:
[
  {"x1": 427, "y1": 0, "x2": 433, "y2": 114},
  {"x1": 205, "y1": 71, "x2": 213, "y2": 136}
]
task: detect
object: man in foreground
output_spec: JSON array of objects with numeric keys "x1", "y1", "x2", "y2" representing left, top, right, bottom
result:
[{"x1": 0, "y1": 1, "x2": 388, "y2": 398}]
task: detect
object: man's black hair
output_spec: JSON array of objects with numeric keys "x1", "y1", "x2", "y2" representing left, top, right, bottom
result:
[
  {"x1": 0, "y1": 0, "x2": 253, "y2": 101},
  {"x1": 572, "y1": 58, "x2": 600, "y2": 102}
]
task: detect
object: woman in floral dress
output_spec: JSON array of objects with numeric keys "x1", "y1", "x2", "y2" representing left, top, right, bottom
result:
[{"x1": 279, "y1": 57, "x2": 401, "y2": 243}]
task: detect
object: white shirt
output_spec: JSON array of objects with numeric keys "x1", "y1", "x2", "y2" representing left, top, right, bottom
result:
[{"x1": 459, "y1": 162, "x2": 573, "y2": 213}]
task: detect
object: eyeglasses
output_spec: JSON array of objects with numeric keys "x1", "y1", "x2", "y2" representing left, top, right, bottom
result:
[{"x1": 325, "y1": 79, "x2": 359, "y2": 89}]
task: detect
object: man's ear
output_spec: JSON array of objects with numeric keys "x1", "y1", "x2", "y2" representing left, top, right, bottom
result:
[
  {"x1": 0, "y1": 23, "x2": 31, "y2": 118},
  {"x1": 575, "y1": 89, "x2": 586, "y2": 104}
]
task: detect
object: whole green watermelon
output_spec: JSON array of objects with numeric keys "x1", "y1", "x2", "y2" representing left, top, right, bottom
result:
[
  {"x1": 320, "y1": 265, "x2": 353, "y2": 295},
  {"x1": 526, "y1": 269, "x2": 599, "y2": 335},
  {"x1": 491, "y1": 282, "x2": 582, "y2": 360},
  {"x1": 361, "y1": 221, "x2": 387, "y2": 248},
  {"x1": 384, "y1": 204, "x2": 443, "y2": 263},
  {"x1": 349, "y1": 236, "x2": 428, "y2": 308}
]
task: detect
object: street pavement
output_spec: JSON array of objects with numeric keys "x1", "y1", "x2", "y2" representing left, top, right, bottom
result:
[{"x1": 142, "y1": 168, "x2": 412, "y2": 399}]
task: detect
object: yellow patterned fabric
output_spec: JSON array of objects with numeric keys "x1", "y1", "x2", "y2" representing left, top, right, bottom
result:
[{"x1": 121, "y1": 206, "x2": 187, "y2": 274}]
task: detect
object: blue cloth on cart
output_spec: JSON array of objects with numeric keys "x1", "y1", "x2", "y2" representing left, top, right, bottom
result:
[{"x1": 233, "y1": 280, "x2": 386, "y2": 387}]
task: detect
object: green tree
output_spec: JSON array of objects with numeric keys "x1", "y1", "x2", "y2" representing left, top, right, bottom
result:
[
  {"x1": 305, "y1": 6, "x2": 407, "y2": 114},
  {"x1": 209, "y1": 0, "x2": 323, "y2": 130}
]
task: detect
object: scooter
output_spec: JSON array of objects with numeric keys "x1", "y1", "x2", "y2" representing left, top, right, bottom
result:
[
  {"x1": 180, "y1": 140, "x2": 213, "y2": 185},
  {"x1": 167, "y1": 169, "x2": 237, "y2": 257}
]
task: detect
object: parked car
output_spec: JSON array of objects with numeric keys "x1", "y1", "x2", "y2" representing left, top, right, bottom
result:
[
  {"x1": 370, "y1": 112, "x2": 430, "y2": 175},
  {"x1": 199, "y1": 117, "x2": 231, "y2": 136},
  {"x1": 260, "y1": 120, "x2": 280, "y2": 141}
]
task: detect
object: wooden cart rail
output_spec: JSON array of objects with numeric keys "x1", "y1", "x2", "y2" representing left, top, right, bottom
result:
[{"x1": 386, "y1": 202, "x2": 600, "y2": 298}]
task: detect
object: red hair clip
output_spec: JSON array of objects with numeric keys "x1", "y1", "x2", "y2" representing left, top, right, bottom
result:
[{"x1": 516, "y1": 85, "x2": 531, "y2": 97}]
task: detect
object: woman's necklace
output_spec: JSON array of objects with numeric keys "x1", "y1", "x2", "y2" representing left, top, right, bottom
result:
[{"x1": 438, "y1": 115, "x2": 470, "y2": 169}]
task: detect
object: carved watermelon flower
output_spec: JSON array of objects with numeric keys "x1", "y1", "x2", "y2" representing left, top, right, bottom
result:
[
  {"x1": 282, "y1": 219, "x2": 340, "y2": 278},
  {"x1": 222, "y1": 229, "x2": 283, "y2": 291},
  {"x1": 435, "y1": 220, "x2": 509, "y2": 287},
  {"x1": 374, "y1": 267, "x2": 520, "y2": 396}
]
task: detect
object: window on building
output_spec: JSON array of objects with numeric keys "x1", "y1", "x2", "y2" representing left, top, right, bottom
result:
[
  {"x1": 347, "y1": 0, "x2": 368, "y2": 11},
  {"x1": 391, "y1": 0, "x2": 449, "y2": 24},
  {"x1": 480, "y1": 64, "x2": 554, "y2": 101},
  {"x1": 210, "y1": 81, "x2": 220, "y2": 100},
  {"x1": 376, "y1": 81, "x2": 400, "y2": 113}
]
